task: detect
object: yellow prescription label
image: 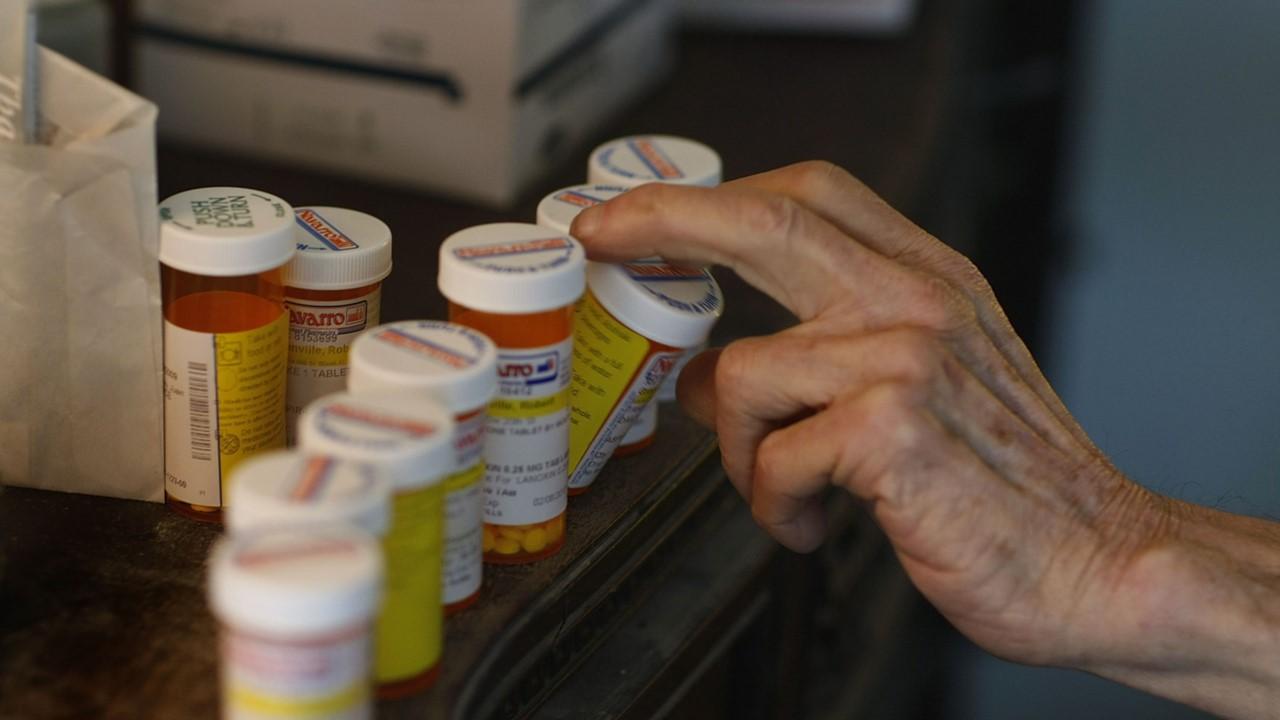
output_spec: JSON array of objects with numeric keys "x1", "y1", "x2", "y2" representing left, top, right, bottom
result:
[
  {"x1": 377, "y1": 483, "x2": 445, "y2": 684},
  {"x1": 285, "y1": 289, "x2": 381, "y2": 445},
  {"x1": 568, "y1": 292, "x2": 681, "y2": 489},
  {"x1": 164, "y1": 312, "x2": 289, "y2": 508}
]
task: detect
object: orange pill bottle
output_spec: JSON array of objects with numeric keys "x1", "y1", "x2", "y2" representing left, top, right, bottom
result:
[
  {"x1": 283, "y1": 206, "x2": 393, "y2": 445},
  {"x1": 159, "y1": 187, "x2": 294, "y2": 523},
  {"x1": 567, "y1": 260, "x2": 723, "y2": 493},
  {"x1": 438, "y1": 224, "x2": 585, "y2": 565}
]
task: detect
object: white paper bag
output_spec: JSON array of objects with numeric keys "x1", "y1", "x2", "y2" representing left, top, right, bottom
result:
[{"x1": 0, "y1": 47, "x2": 162, "y2": 501}]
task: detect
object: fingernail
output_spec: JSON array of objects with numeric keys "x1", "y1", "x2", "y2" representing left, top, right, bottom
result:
[{"x1": 572, "y1": 206, "x2": 602, "y2": 239}]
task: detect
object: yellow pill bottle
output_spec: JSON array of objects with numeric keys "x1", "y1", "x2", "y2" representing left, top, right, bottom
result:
[
  {"x1": 159, "y1": 187, "x2": 294, "y2": 523},
  {"x1": 585, "y1": 136, "x2": 723, "y2": 454},
  {"x1": 283, "y1": 206, "x2": 393, "y2": 446},
  {"x1": 437, "y1": 224, "x2": 585, "y2": 565},
  {"x1": 348, "y1": 320, "x2": 497, "y2": 614},
  {"x1": 226, "y1": 450, "x2": 393, "y2": 538},
  {"x1": 298, "y1": 391, "x2": 455, "y2": 699},
  {"x1": 209, "y1": 525, "x2": 383, "y2": 720},
  {"x1": 567, "y1": 260, "x2": 724, "y2": 493}
]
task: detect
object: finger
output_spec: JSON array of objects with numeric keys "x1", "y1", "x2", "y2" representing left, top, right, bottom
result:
[
  {"x1": 708, "y1": 327, "x2": 943, "y2": 503},
  {"x1": 570, "y1": 182, "x2": 916, "y2": 322},
  {"x1": 735, "y1": 161, "x2": 1097, "y2": 452},
  {"x1": 675, "y1": 346, "x2": 719, "y2": 430},
  {"x1": 731, "y1": 160, "x2": 936, "y2": 265}
]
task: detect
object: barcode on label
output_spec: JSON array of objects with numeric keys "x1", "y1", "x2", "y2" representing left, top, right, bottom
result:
[{"x1": 188, "y1": 361, "x2": 213, "y2": 461}]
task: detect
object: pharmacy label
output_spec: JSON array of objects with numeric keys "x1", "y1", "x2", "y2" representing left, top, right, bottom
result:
[
  {"x1": 483, "y1": 338, "x2": 572, "y2": 525},
  {"x1": 285, "y1": 288, "x2": 380, "y2": 444},
  {"x1": 164, "y1": 313, "x2": 288, "y2": 507}
]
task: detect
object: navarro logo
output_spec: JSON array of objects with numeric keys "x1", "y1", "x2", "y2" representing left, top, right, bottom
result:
[
  {"x1": 554, "y1": 190, "x2": 606, "y2": 209},
  {"x1": 374, "y1": 329, "x2": 475, "y2": 369},
  {"x1": 289, "y1": 456, "x2": 335, "y2": 501},
  {"x1": 296, "y1": 209, "x2": 359, "y2": 251},
  {"x1": 289, "y1": 302, "x2": 368, "y2": 334},
  {"x1": 454, "y1": 236, "x2": 572, "y2": 260},
  {"x1": 644, "y1": 355, "x2": 678, "y2": 385},
  {"x1": 324, "y1": 404, "x2": 436, "y2": 438},
  {"x1": 498, "y1": 352, "x2": 559, "y2": 386},
  {"x1": 624, "y1": 263, "x2": 706, "y2": 281},
  {"x1": 627, "y1": 139, "x2": 684, "y2": 180}
]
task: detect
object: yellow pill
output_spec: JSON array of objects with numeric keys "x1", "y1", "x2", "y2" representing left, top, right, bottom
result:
[
  {"x1": 521, "y1": 528, "x2": 548, "y2": 553},
  {"x1": 482, "y1": 528, "x2": 496, "y2": 552},
  {"x1": 546, "y1": 514, "x2": 565, "y2": 542},
  {"x1": 498, "y1": 526, "x2": 526, "y2": 540},
  {"x1": 494, "y1": 538, "x2": 521, "y2": 555}
]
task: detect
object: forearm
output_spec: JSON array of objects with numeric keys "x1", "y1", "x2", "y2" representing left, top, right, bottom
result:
[{"x1": 1090, "y1": 500, "x2": 1280, "y2": 719}]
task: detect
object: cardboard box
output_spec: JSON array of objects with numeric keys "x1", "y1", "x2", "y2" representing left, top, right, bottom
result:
[{"x1": 134, "y1": 0, "x2": 675, "y2": 207}]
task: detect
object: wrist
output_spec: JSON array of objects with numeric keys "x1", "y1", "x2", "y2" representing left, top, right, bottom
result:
[{"x1": 1086, "y1": 499, "x2": 1280, "y2": 718}]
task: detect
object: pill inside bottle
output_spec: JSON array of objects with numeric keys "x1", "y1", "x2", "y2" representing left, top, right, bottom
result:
[{"x1": 437, "y1": 223, "x2": 585, "y2": 565}]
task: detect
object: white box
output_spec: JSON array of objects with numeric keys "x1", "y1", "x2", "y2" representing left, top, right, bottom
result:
[
  {"x1": 683, "y1": 0, "x2": 918, "y2": 35},
  {"x1": 134, "y1": 0, "x2": 675, "y2": 207}
]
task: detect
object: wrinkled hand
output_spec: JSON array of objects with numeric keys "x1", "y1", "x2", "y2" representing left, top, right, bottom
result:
[{"x1": 571, "y1": 161, "x2": 1176, "y2": 672}]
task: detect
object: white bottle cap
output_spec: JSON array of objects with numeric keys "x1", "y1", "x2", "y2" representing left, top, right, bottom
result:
[
  {"x1": 298, "y1": 391, "x2": 456, "y2": 491},
  {"x1": 586, "y1": 260, "x2": 724, "y2": 349},
  {"x1": 209, "y1": 525, "x2": 383, "y2": 638},
  {"x1": 159, "y1": 187, "x2": 295, "y2": 276},
  {"x1": 348, "y1": 321, "x2": 497, "y2": 413},
  {"x1": 536, "y1": 184, "x2": 630, "y2": 235},
  {"x1": 227, "y1": 450, "x2": 393, "y2": 537},
  {"x1": 438, "y1": 223, "x2": 585, "y2": 314},
  {"x1": 285, "y1": 207, "x2": 394, "y2": 290},
  {"x1": 587, "y1": 135, "x2": 722, "y2": 188}
]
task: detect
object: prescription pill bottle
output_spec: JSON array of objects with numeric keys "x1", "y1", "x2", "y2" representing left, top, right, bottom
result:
[
  {"x1": 160, "y1": 188, "x2": 294, "y2": 523},
  {"x1": 534, "y1": 183, "x2": 656, "y2": 458},
  {"x1": 209, "y1": 525, "x2": 382, "y2": 720},
  {"x1": 587, "y1": 136, "x2": 723, "y2": 451},
  {"x1": 348, "y1": 321, "x2": 497, "y2": 614},
  {"x1": 568, "y1": 260, "x2": 724, "y2": 493},
  {"x1": 298, "y1": 391, "x2": 455, "y2": 699},
  {"x1": 227, "y1": 450, "x2": 392, "y2": 538},
  {"x1": 284, "y1": 207, "x2": 393, "y2": 445},
  {"x1": 438, "y1": 224, "x2": 585, "y2": 565}
]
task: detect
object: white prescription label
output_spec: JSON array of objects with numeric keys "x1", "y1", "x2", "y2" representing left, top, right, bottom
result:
[
  {"x1": 443, "y1": 411, "x2": 486, "y2": 605},
  {"x1": 223, "y1": 626, "x2": 371, "y2": 720},
  {"x1": 569, "y1": 350, "x2": 681, "y2": 490},
  {"x1": 483, "y1": 338, "x2": 572, "y2": 526},
  {"x1": 285, "y1": 289, "x2": 381, "y2": 445}
]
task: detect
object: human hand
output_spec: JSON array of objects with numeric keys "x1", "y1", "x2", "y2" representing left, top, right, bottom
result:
[{"x1": 570, "y1": 161, "x2": 1280, "y2": 719}]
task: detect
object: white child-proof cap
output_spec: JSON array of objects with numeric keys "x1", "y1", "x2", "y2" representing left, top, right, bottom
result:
[
  {"x1": 298, "y1": 391, "x2": 456, "y2": 491},
  {"x1": 587, "y1": 260, "x2": 724, "y2": 349},
  {"x1": 536, "y1": 184, "x2": 630, "y2": 235},
  {"x1": 285, "y1": 206, "x2": 394, "y2": 290},
  {"x1": 587, "y1": 135, "x2": 722, "y2": 188},
  {"x1": 209, "y1": 525, "x2": 383, "y2": 638},
  {"x1": 227, "y1": 450, "x2": 393, "y2": 537},
  {"x1": 159, "y1": 187, "x2": 295, "y2": 276},
  {"x1": 438, "y1": 223, "x2": 585, "y2": 314},
  {"x1": 348, "y1": 321, "x2": 498, "y2": 413}
]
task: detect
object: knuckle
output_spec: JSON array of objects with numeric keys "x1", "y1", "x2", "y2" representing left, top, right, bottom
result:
[
  {"x1": 741, "y1": 194, "x2": 802, "y2": 241},
  {"x1": 787, "y1": 159, "x2": 847, "y2": 193},
  {"x1": 884, "y1": 328, "x2": 944, "y2": 384},
  {"x1": 715, "y1": 338, "x2": 762, "y2": 391},
  {"x1": 907, "y1": 272, "x2": 975, "y2": 329}
]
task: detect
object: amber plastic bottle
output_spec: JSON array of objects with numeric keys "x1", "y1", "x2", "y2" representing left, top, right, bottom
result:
[
  {"x1": 159, "y1": 187, "x2": 295, "y2": 523},
  {"x1": 438, "y1": 223, "x2": 585, "y2": 564}
]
